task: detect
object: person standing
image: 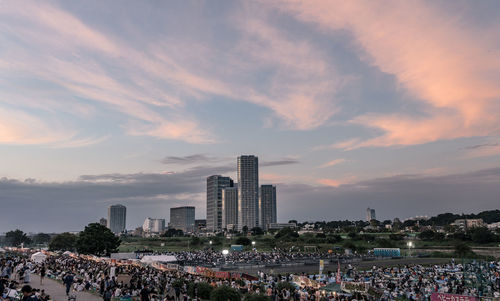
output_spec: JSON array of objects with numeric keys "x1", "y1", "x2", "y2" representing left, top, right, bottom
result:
[
  {"x1": 103, "y1": 287, "x2": 113, "y2": 301},
  {"x1": 39, "y1": 265, "x2": 46, "y2": 286},
  {"x1": 63, "y1": 273, "x2": 74, "y2": 296}
]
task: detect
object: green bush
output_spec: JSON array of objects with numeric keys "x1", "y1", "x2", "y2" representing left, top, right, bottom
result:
[
  {"x1": 236, "y1": 237, "x2": 251, "y2": 246},
  {"x1": 210, "y1": 286, "x2": 241, "y2": 301}
]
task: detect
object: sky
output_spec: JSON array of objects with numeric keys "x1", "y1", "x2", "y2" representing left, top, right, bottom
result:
[{"x1": 1, "y1": 0, "x2": 500, "y2": 232}]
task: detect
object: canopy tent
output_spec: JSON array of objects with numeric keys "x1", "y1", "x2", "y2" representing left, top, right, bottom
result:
[
  {"x1": 63, "y1": 251, "x2": 73, "y2": 256},
  {"x1": 0, "y1": 247, "x2": 6, "y2": 253},
  {"x1": 31, "y1": 252, "x2": 47, "y2": 263},
  {"x1": 140, "y1": 255, "x2": 177, "y2": 264}
]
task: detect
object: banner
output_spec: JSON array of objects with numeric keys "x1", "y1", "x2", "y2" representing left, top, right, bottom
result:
[{"x1": 430, "y1": 293, "x2": 477, "y2": 301}]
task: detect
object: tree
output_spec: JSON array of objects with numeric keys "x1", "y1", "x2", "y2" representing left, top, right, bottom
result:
[
  {"x1": 162, "y1": 229, "x2": 184, "y2": 237},
  {"x1": 5, "y1": 229, "x2": 31, "y2": 247},
  {"x1": 389, "y1": 234, "x2": 405, "y2": 241},
  {"x1": 210, "y1": 286, "x2": 241, "y2": 301},
  {"x1": 275, "y1": 227, "x2": 299, "y2": 240},
  {"x1": 419, "y1": 230, "x2": 436, "y2": 241},
  {"x1": 454, "y1": 243, "x2": 473, "y2": 258},
  {"x1": 76, "y1": 223, "x2": 121, "y2": 256},
  {"x1": 470, "y1": 227, "x2": 497, "y2": 244},
  {"x1": 326, "y1": 235, "x2": 342, "y2": 244},
  {"x1": 190, "y1": 236, "x2": 201, "y2": 246},
  {"x1": 235, "y1": 236, "x2": 251, "y2": 246},
  {"x1": 49, "y1": 232, "x2": 77, "y2": 251},
  {"x1": 242, "y1": 226, "x2": 249, "y2": 235},
  {"x1": 251, "y1": 227, "x2": 264, "y2": 236},
  {"x1": 33, "y1": 233, "x2": 52, "y2": 245}
]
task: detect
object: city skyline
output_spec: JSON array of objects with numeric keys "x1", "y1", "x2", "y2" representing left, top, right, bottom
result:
[{"x1": 1, "y1": 1, "x2": 500, "y2": 232}]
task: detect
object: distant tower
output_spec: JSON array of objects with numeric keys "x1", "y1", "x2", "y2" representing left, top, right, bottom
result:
[
  {"x1": 99, "y1": 218, "x2": 107, "y2": 227},
  {"x1": 366, "y1": 207, "x2": 376, "y2": 221},
  {"x1": 222, "y1": 185, "x2": 238, "y2": 230},
  {"x1": 237, "y1": 155, "x2": 259, "y2": 231},
  {"x1": 206, "y1": 175, "x2": 234, "y2": 232},
  {"x1": 107, "y1": 204, "x2": 127, "y2": 234},
  {"x1": 259, "y1": 185, "x2": 277, "y2": 231}
]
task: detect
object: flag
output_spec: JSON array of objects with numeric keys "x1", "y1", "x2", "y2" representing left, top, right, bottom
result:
[{"x1": 336, "y1": 260, "x2": 341, "y2": 283}]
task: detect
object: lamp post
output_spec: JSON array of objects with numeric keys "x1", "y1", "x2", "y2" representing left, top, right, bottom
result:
[
  {"x1": 407, "y1": 241, "x2": 413, "y2": 257},
  {"x1": 222, "y1": 249, "x2": 229, "y2": 264},
  {"x1": 252, "y1": 241, "x2": 256, "y2": 251}
]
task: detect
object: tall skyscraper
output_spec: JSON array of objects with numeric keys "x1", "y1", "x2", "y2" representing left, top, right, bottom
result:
[
  {"x1": 366, "y1": 207, "x2": 376, "y2": 221},
  {"x1": 259, "y1": 185, "x2": 277, "y2": 230},
  {"x1": 170, "y1": 206, "x2": 195, "y2": 233},
  {"x1": 222, "y1": 185, "x2": 238, "y2": 230},
  {"x1": 107, "y1": 204, "x2": 127, "y2": 234},
  {"x1": 206, "y1": 175, "x2": 234, "y2": 232},
  {"x1": 237, "y1": 155, "x2": 259, "y2": 231}
]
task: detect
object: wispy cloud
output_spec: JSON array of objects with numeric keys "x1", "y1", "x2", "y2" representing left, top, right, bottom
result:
[
  {"x1": 319, "y1": 158, "x2": 346, "y2": 168},
  {"x1": 273, "y1": 0, "x2": 500, "y2": 148},
  {"x1": 261, "y1": 158, "x2": 300, "y2": 167},
  {"x1": 161, "y1": 154, "x2": 226, "y2": 165}
]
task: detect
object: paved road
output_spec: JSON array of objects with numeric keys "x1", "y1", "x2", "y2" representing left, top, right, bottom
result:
[{"x1": 29, "y1": 274, "x2": 101, "y2": 301}]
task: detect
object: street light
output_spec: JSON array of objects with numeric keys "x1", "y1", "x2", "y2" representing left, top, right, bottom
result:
[
  {"x1": 407, "y1": 241, "x2": 414, "y2": 257},
  {"x1": 209, "y1": 240, "x2": 212, "y2": 245},
  {"x1": 222, "y1": 249, "x2": 229, "y2": 255}
]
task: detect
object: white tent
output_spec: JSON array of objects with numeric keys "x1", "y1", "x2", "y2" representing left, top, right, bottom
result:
[
  {"x1": 140, "y1": 255, "x2": 177, "y2": 264},
  {"x1": 31, "y1": 252, "x2": 47, "y2": 263},
  {"x1": 0, "y1": 248, "x2": 6, "y2": 253},
  {"x1": 63, "y1": 251, "x2": 72, "y2": 256}
]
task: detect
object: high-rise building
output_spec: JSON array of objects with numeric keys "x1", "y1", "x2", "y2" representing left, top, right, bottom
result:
[
  {"x1": 99, "y1": 218, "x2": 107, "y2": 227},
  {"x1": 142, "y1": 218, "x2": 165, "y2": 234},
  {"x1": 107, "y1": 204, "x2": 127, "y2": 234},
  {"x1": 222, "y1": 186, "x2": 238, "y2": 230},
  {"x1": 170, "y1": 206, "x2": 195, "y2": 233},
  {"x1": 237, "y1": 155, "x2": 259, "y2": 231},
  {"x1": 206, "y1": 175, "x2": 234, "y2": 232},
  {"x1": 259, "y1": 185, "x2": 277, "y2": 230},
  {"x1": 366, "y1": 208, "x2": 376, "y2": 221}
]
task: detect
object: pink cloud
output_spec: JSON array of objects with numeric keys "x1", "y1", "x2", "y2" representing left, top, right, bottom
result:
[
  {"x1": 319, "y1": 158, "x2": 346, "y2": 168},
  {"x1": 274, "y1": 0, "x2": 500, "y2": 147},
  {"x1": 317, "y1": 176, "x2": 355, "y2": 187},
  {"x1": 0, "y1": 107, "x2": 74, "y2": 145}
]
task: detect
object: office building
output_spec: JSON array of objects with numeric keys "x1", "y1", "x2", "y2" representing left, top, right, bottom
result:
[
  {"x1": 206, "y1": 175, "x2": 234, "y2": 232},
  {"x1": 237, "y1": 155, "x2": 259, "y2": 230},
  {"x1": 142, "y1": 218, "x2": 165, "y2": 234},
  {"x1": 170, "y1": 206, "x2": 195, "y2": 233},
  {"x1": 107, "y1": 204, "x2": 127, "y2": 234},
  {"x1": 366, "y1": 208, "x2": 376, "y2": 222},
  {"x1": 222, "y1": 186, "x2": 238, "y2": 230},
  {"x1": 259, "y1": 185, "x2": 277, "y2": 230},
  {"x1": 99, "y1": 218, "x2": 107, "y2": 227}
]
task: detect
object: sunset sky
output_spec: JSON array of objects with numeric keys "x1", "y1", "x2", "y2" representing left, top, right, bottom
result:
[{"x1": 1, "y1": 0, "x2": 500, "y2": 232}]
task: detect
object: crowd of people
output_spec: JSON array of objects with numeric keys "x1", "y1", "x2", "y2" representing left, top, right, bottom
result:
[
  {"x1": 171, "y1": 249, "x2": 348, "y2": 266},
  {"x1": 1, "y1": 251, "x2": 500, "y2": 301},
  {"x1": 1, "y1": 257, "x2": 50, "y2": 301}
]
